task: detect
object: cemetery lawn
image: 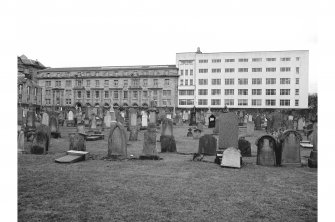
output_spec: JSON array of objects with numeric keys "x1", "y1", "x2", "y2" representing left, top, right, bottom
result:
[{"x1": 18, "y1": 126, "x2": 317, "y2": 222}]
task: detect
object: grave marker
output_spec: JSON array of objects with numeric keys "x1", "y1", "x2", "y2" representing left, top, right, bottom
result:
[
  {"x1": 198, "y1": 134, "x2": 217, "y2": 155},
  {"x1": 140, "y1": 123, "x2": 159, "y2": 160},
  {"x1": 55, "y1": 150, "x2": 89, "y2": 163},
  {"x1": 104, "y1": 111, "x2": 112, "y2": 128},
  {"x1": 256, "y1": 135, "x2": 278, "y2": 166},
  {"x1": 221, "y1": 147, "x2": 242, "y2": 168},
  {"x1": 31, "y1": 124, "x2": 51, "y2": 154},
  {"x1": 238, "y1": 137, "x2": 251, "y2": 157},
  {"x1": 18, "y1": 130, "x2": 25, "y2": 154},
  {"x1": 255, "y1": 115, "x2": 262, "y2": 130},
  {"x1": 108, "y1": 122, "x2": 127, "y2": 159},
  {"x1": 69, "y1": 132, "x2": 86, "y2": 151},
  {"x1": 208, "y1": 114, "x2": 216, "y2": 128},
  {"x1": 218, "y1": 112, "x2": 238, "y2": 150},
  {"x1": 246, "y1": 122, "x2": 255, "y2": 136},
  {"x1": 280, "y1": 130, "x2": 302, "y2": 166}
]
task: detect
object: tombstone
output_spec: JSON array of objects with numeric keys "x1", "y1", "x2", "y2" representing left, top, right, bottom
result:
[
  {"x1": 255, "y1": 115, "x2": 262, "y2": 130},
  {"x1": 189, "y1": 108, "x2": 197, "y2": 126},
  {"x1": 41, "y1": 112, "x2": 49, "y2": 126},
  {"x1": 91, "y1": 115, "x2": 97, "y2": 129},
  {"x1": 129, "y1": 108, "x2": 138, "y2": 141},
  {"x1": 18, "y1": 130, "x2": 25, "y2": 153},
  {"x1": 221, "y1": 147, "x2": 242, "y2": 168},
  {"x1": 293, "y1": 120, "x2": 298, "y2": 130},
  {"x1": 104, "y1": 111, "x2": 112, "y2": 128},
  {"x1": 31, "y1": 124, "x2": 51, "y2": 154},
  {"x1": 279, "y1": 130, "x2": 302, "y2": 166},
  {"x1": 272, "y1": 112, "x2": 283, "y2": 131},
  {"x1": 286, "y1": 120, "x2": 294, "y2": 130},
  {"x1": 26, "y1": 110, "x2": 36, "y2": 129},
  {"x1": 238, "y1": 137, "x2": 251, "y2": 157},
  {"x1": 198, "y1": 134, "x2": 217, "y2": 155},
  {"x1": 193, "y1": 129, "x2": 201, "y2": 139},
  {"x1": 49, "y1": 114, "x2": 61, "y2": 138},
  {"x1": 208, "y1": 114, "x2": 216, "y2": 128},
  {"x1": 55, "y1": 150, "x2": 89, "y2": 163},
  {"x1": 297, "y1": 117, "x2": 305, "y2": 131},
  {"x1": 140, "y1": 123, "x2": 159, "y2": 160},
  {"x1": 244, "y1": 115, "x2": 248, "y2": 124},
  {"x1": 246, "y1": 122, "x2": 255, "y2": 136},
  {"x1": 256, "y1": 135, "x2": 278, "y2": 166},
  {"x1": 69, "y1": 132, "x2": 86, "y2": 151},
  {"x1": 18, "y1": 107, "x2": 23, "y2": 125},
  {"x1": 183, "y1": 111, "x2": 189, "y2": 122},
  {"x1": 149, "y1": 109, "x2": 157, "y2": 125},
  {"x1": 108, "y1": 122, "x2": 127, "y2": 159},
  {"x1": 218, "y1": 112, "x2": 238, "y2": 150},
  {"x1": 308, "y1": 122, "x2": 317, "y2": 168},
  {"x1": 77, "y1": 123, "x2": 86, "y2": 134},
  {"x1": 160, "y1": 135, "x2": 177, "y2": 152},
  {"x1": 248, "y1": 114, "x2": 253, "y2": 122},
  {"x1": 187, "y1": 128, "x2": 193, "y2": 137},
  {"x1": 67, "y1": 110, "x2": 74, "y2": 126}
]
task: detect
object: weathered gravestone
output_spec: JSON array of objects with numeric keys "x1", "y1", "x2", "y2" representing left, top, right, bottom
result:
[
  {"x1": 272, "y1": 111, "x2": 283, "y2": 131},
  {"x1": 238, "y1": 137, "x2": 251, "y2": 157},
  {"x1": 69, "y1": 132, "x2": 86, "y2": 151},
  {"x1": 41, "y1": 112, "x2": 49, "y2": 126},
  {"x1": 91, "y1": 115, "x2": 97, "y2": 129},
  {"x1": 213, "y1": 115, "x2": 220, "y2": 134},
  {"x1": 108, "y1": 122, "x2": 127, "y2": 159},
  {"x1": 149, "y1": 109, "x2": 157, "y2": 125},
  {"x1": 67, "y1": 110, "x2": 74, "y2": 126},
  {"x1": 129, "y1": 108, "x2": 138, "y2": 141},
  {"x1": 246, "y1": 121, "x2": 255, "y2": 136},
  {"x1": 140, "y1": 123, "x2": 159, "y2": 160},
  {"x1": 49, "y1": 114, "x2": 61, "y2": 138},
  {"x1": 208, "y1": 114, "x2": 216, "y2": 128},
  {"x1": 198, "y1": 134, "x2": 217, "y2": 155},
  {"x1": 187, "y1": 128, "x2": 193, "y2": 137},
  {"x1": 205, "y1": 110, "x2": 211, "y2": 126},
  {"x1": 26, "y1": 110, "x2": 36, "y2": 129},
  {"x1": 160, "y1": 118, "x2": 176, "y2": 152},
  {"x1": 189, "y1": 108, "x2": 197, "y2": 126},
  {"x1": 141, "y1": 111, "x2": 148, "y2": 128},
  {"x1": 31, "y1": 124, "x2": 51, "y2": 154},
  {"x1": 308, "y1": 122, "x2": 317, "y2": 168},
  {"x1": 279, "y1": 130, "x2": 302, "y2": 166},
  {"x1": 104, "y1": 111, "x2": 112, "y2": 128},
  {"x1": 297, "y1": 117, "x2": 305, "y2": 131},
  {"x1": 256, "y1": 135, "x2": 278, "y2": 166},
  {"x1": 18, "y1": 130, "x2": 25, "y2": 154},
  {"x1": 248, "y1": 114, "x2": 253, "y2": 122},
  {"x1": 221, "y1": 147, "x2": 242, "y2": 168},
  {"x1": 255, "y1": 115, "x2": 262, "y2": 130},
  {"x1": 218, "y1": 112, "x2": 238, "y2": 150}
]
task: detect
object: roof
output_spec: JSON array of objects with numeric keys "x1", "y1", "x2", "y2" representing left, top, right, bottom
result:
[
  {"x1": 39, "y1": 65, "x2": 177, "y2": 72},
  {"x1": 176, "y1": 49, "x2": 309, "y2": 54},
  {"x1": 18, "y1": 55, "x2": 46, "y2": 68}
]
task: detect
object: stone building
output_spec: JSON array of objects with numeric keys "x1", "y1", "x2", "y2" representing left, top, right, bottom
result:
[{"x1": 36, "y1": 65, "x2": 179, "y2": 112}]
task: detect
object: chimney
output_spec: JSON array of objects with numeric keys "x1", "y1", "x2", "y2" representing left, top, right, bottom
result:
[{"x1": 196, "y1": 47, "x2": 202, "y2": 54}]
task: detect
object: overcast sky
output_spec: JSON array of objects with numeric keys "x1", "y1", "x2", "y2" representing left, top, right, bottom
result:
[{"x1": 16, "y1": 0, "x2": 319, "y2": 93}]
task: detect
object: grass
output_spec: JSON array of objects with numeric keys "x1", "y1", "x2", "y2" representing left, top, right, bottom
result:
[{"x1": 18, "y1": 125, "x2": 317, "y2": 222}]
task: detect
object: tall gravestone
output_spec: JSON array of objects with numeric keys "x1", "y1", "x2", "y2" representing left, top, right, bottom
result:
[
  {"x1": 248, "y1": 114, "x2": 253, "y2": 122},
  {"x1": 238, "y1": 137, "x2": 251, "y2": 157},
  {"x1": 49, "y1": 113, "x2": 61, "y2": 138},
  {"x1": 129, "y1": 108, "x2": 138, "y2": 141},
  {"x1": 42, "y1": 112, "x2": 49, "y2": 126},
  {"x1": 149, "y1": 109, "x2": 157, "y2": 125},
  {"x1": 18, "y1": 107, "x2": 23, "y2": 125},
  {"x1": 213, "y1": 115, "x2": 220, "y2": 134},
  {"x1": 31, "y1": 124, "x2": 51, "y2": 154},
  {"x1": 297, "y1": 117, "x2": 305, "y2": 131},
  {"x1": 160, "y1": 118, "x2": 176, "y2": 152},
  {"x1": 308, "y1": 122, "x2": 317, "y2": 168},
  {"x1": 280, "y1": 130, "x2": 302, "y2": 166},
  {"x1": 18, "y1": 130, "x2": 25, "y2": 153},
  {"x1": 91, "y1": 115, "x2": 97, "y2": 129},
  {"x1": 189, "y1": 108, "x2": 197, "y2": 126},
  {"x1": 104, "y1": 111, "x2": 112, "y2": 128},
  {"x1": 198, "y1": 134, "x2": 217, "y2": 155},
  {"x1": 208, "y1": 114, "x2": 216, "y2": 128},
  {"x1": 108, "y1": 122, "x2": 127, "y2": 159},
  {"x1": 255, "y1": 115, "x2": 262, "y2": 130},
  {"x1": 256, "y1": 135, "x2": 278, "y2": 166},
  {"x1": 272, "y1": 111, "x2": 283, "y2": 131},
  {"x1": 218, "y1": 112, "x2": 238, "y2": 150},
  {"x1": 142, "y1": 111, "x2": 148, "y2": 128},
  {"x1": 140, "y1": 123, "x2": 159, "y2": 160},
  {"x1": 246, "y1": 121, "x2": 255, "y2": 136},
  {"x1": 26, "y1": 110, "x2": 36, "y2": 129},
  {"x1": 67, "y1": 110, "x2": 74, "y2": 127},
  {"x1": 69, "y1": 133, "x2": 86, "y2": 151}
]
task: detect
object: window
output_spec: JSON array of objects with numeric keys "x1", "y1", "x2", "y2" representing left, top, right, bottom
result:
[
  {"x1": 104, "y1": 80, "x2": 109, "y2": 86},
  {"x1": 154, "y1": 79, "x2": 158, "y2": 86},
  {"x1": 238, "y1": 78, "x2": 248, "y2": 85},
  {"x1": 199, "y1": 79, "x2": 208, "y2": 85},
  {"x1": 162, "y1": 99, "x2": 171, "y2": 106},
  {"x1": 238, "y1": 58, "x2": 248, "y2": 62},
  {"x1": 224, "y1": 99, "x2": 234, "y2": 106},
  {"x1": 225, "y1": 59, "x2": 235, "y2": 63},
  {"x1": 133, "y1": 91, "x2": 138, "y2": 99},
  {"x1": 296, "y1": 67, "x2": 299, "y2": 74},
  {"x1": 212, "y1": 59, "x2": 221, "y2": 63},
  {"x1": 86, "y1": 91, "x2": 90, "y2": 98},
  {"x1": 46, "y1": 90, "x2": 51, "y2": 96},
  {"x1": 114, "y1": 91, "x2": 118, "y2": 99},
  {"x1": 238, "y1": 68, "x2": 248, "y2": 72},
  {"x1": 65, "y1": 99, "x2": 71, "y2": 105},
  {"x1": 180, "y1": 70, "x2": 184, "y2": 75},
  {"x1": 198, "y1": 89, "x2": 208, "y2": 95},
  {"x1": 252, "y1": 78, "x2": 262, "y2": 84},
  {"x1": 153, "y1": 90, "x2": 158, "y2": 96},
  {"x1": 225, "y1": 78, "x2": 234, "y2": 85},
  {"x1": 142, "y1": 91, "x2": 147, "y2": 98},
  {"x1": 252, "y1": 68, "x2": 262, "y2": 72},
  {"x1": 198, "y1": 99, "x2": 208, "y2": 105},
  {"x1": 180, "y1": 79, "x2": 183, "y2": 85},
  {"x1": 225, "y1": 68, "x2": 235, "y2": 73},
  {"x1": 124, "y1": 79, "x2": 128, "y2": 86},
  {"x1": 295, "y1": 89, "x2": 299, "y2": 95},
  {"x1": 179, "y1": 90, "x2": 194, "y2": 95},
  {"x1": 143, "y1": 79, "x2": 147, "y2": 86},
  {"x1": 280, "y1": 99, "x2": 290, "y2": 106},
  {"x1": 190, "y1": 79, "x2": 193, "y2": 85},
  {"x1": 190, "y1": 69, "x2": 193, "y2": 75},
  {"x1": 252, "y1": 89, "x2": 262, "y2": 95},
  {"x1": 295, "y1": 100, "x2": 299, "y2": 106},
  {"x1": 199, "y1": 69, "x2": 208, "y2": 73},
  {"x1": 280, "y1": 78, "x2": 291, "y2": 84},
  {"x1": 95, "y1": 91, "x2": 100, "y2": 98},
  {"x1": 266, "y1": 89, "x2": 276, "y2": 95},
  {"x1": 113, "y1": 80, "x2": 118, "y2": 86},
  {"x1": 164, "y1": 79, "x2": 170, "y2": 85},
  {"x1": 104, "y1": 91, "x2": 109, "y2": 98},
  {"x1": 211, "y1": 99, "x2": 221, "y2": 105},
  {"x1": 238, "y1": 99, "x2": 248, "y2": 106},
  {"x1": 187, "y1": 99, "x2": 194, "y2": 105},
  {"x1": 252, "y1": 58, "x2": 262, "y2": 62},
  {"x1": 46, "y1": 81, "x2": 52, "y2": 87},
  {"x1": 185, "y1": 80, "x2": 188, "y2": 85},
  {"x1": 266, "y1": 78, "x2": 276, "y2": 84},
  {"x1": 199, "y1": 59, "x2": 208, "y2": 63},
  {"x1": 280, "y1": 67, "x2": 291, "y2": 72},
  {"x1": 266, "y1": 99, "x2": 276, "y2": 106},
  {"x1": 212, "y1": 68, "x2": 221, "y2": 73},
  {"x1": 77, "y1": 91, "x2": 82, "y2": 98},
  {"x1": 211, "y1": 89, "x2": 221, "y2": 95},
  {"x1": 266, "y1": 67, "x2": 276, "y2": 72},
  {"x1": 163, "y1": 90, "x2": 171, "y2": 97},
  {"x1": 179, "y1": 99, "x2": 186, "y2": 105},
  {"x1": 296, "y1": 57, "x2": 300, "y2": 61},
  {"x1": 95, "y1": 80, "x2": 99, "y2": 87},
  {"x1": 76, "y1": 80, "x2": 82, "y2": 87},
  {"x1": 185, "y1": 70, "x2": 188, "y2": 76},
  {"x1": 66, "y1": 90, "x2": 71, "y2": 96},
  {"x1": 280, "y1": 89, "x2": 290, "y2": 95},
  {"x1": 212, "y1": 79, "x2": 221, "y2": 85},
  {"x1": 281, "y1": 57, "x2": 291, "y2": 61},
  {"x1": 238, "y1": 89, "x2": 248, "y2": 95},
  {"x1": 252, "y1": 99, "x2": 262, "y2": 106},
  {"x1": 224, "y1": 89, "x2": 234, "y2": 95},
  {"x1": 86, "y1": 80, "x2": 90, "y2": 87},
  {"x1": 296, "y1": 78, "x2": 300, "y2": 84},
  {"x1": 266, "y1": 58, "x2": 276, "y2": 61},
  {"x1": 56, "y1": 81, "x2": 62, "y2": 87}
]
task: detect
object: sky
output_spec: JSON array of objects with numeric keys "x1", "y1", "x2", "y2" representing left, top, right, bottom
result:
[{"x1": 14, "y1": 0, "x2": 320, "y2": 93}]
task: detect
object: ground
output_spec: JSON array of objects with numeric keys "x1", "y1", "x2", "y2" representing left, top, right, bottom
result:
[{"x1": 18, "y1": 125, "x2": 317, "y2": 222}]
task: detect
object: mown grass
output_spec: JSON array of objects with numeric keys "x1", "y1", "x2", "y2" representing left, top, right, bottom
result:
[{"x1": 18, "y1": 125, "x2": 317, "y2": 222}]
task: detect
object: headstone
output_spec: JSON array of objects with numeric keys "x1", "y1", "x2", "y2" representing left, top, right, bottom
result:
[
  {"x1": 218, "y1": 112, "x2": 238, "y2": 150},
  {"x1": 193, "y1": 129, "x2": 201, "y2": 139},
  {"x1": 198, "y1": 134, "x2": 217, "y2": 155},
  {"x1": 31, "y1": 124, "x2": 51, "y2": 154},
  {"x1": 55, "y1": 150, "x2": 89, "y2": 163},
  {"x1": 161, "y1": 118, "x2": 173, "y2": 137},
  {"x1": 286, "y1": 120, "x2": 294, "y2": 130},
  {"x1": 129, "y1": 108, "x2": 138, "y2": 141},
  {"x1": 104, "y1": 111, "x2": 112, "y2": 128},
  {"x1": 244, "y1": 115, "x2": 248, "y2": 124},
  {"x1": 208, "y1": 114, "x2": 216, "y2": 128},
  {"x1": 115, "y1": 110, "x2": 124, "y2": 124},
  {"x1": 272, "y1": 112, "x2": 283, "y2": 131},
  {"x1": 248, "y1": 115, "x2": 253, "y2": 122},
  {"x1": 255, "y1": 115, "x2": 262, "y2": 130},
  {"x1": 280, "y1": 130, "x2": 302, "y2": 166},
  {"x1": 68, "y1": 111, "x2": 74, "y2": 121},
  {"x1": 297, "y1": 117, "x2": 305, "y2": 131},
  {"x1": 246, "y1": 122, "x2": 255, "y2": 136},
  {"x1": 77, "y1": 123, "x2": 86, "y2": 134},
  {"x1": 183, "y1": 111, "x2": 188, "y2": 122},
  {"x1": 160, "y1": 135, "x2": 177, "y2": 152},
  {"x1": 26, "y1": 110, "x2": 36, "y2": 129},
  {"x1": 256, "y1": 135, "x2": 278, "y2": 166},
  {"x1": 187, "y1": 128, "x2": 193, "y2": 137},
  {"x1": 238, "y1": 137, "x2": 251, "y2": 157},
  {"x1": 41, "y1": 112, "x2": 49, "y2": 126},
  {"x1": 189, "y1": 108, "x2": 196, "y2": 126},
  {"x1": 308, "y1": 122, "x2": 317, "y2": 168},
  {"x1": 221, "y1": 147, "x2": 242, "y2": 168},
  {"x1": 108, "y1": 122, "x2": 127, "y2": 159},
  {"x1": 141, "y1": 111, "x2": 148, "y2": 127},
  {"x1": 140, "y1": 123, "x2": 159, "y2": 160},
  {"x1": 69, "y1": 133, "x2": 86, "y2": 151},
  {"x1": 49, "y1": 114, "x2": 61, "y2": 138},
  {"x1": 18, "y1": 130, "x2": 25, "y2": 153},
  {"x1": 91, "y1": 115, "x2": 97, "y2": 129},
  {"x1": 149, "y1": 110, "x2": 157, "y2": 125}
]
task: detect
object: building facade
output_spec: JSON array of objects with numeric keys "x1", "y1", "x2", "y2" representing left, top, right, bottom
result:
[
  {"x1": 36, "y1": 65, "x2": 179, "y2": 110},
  {"x1": 176, "y1": 48, "x2": 309, "y2": 109}
]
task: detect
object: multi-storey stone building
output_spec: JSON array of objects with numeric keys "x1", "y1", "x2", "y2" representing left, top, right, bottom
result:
[
  {"x1": 36, "y1": 65, "x2": 179, "y2": 111},
  {"x1": 176, "y1": 48, "x2": 309, "y2": 109}
]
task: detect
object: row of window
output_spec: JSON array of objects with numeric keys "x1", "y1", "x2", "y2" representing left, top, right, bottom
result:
[
  {"x1": 195, "y1": 88, "x2": 299, "y2": 96},
  {"x1": 196, "y1": 57, "x2": 299, "y2": 64},
  {"x1": 179, "y1": 99, "x2": 299, "y2": 106},
  {"x1": 46, "y1": 98, "x2": 173, "y2": 106},
  {"x1": 189, "y1": 67, "x2": 299, "y2": 74},
  {"x1": 194, "y1": 78, "x2": 299, "y2": 85}
]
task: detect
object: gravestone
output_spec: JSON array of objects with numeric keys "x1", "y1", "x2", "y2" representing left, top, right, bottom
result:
[
  {"x1": 18, "y1": 130, "x2": 25, "y2": 153},
  {"x1": 308, "y1": 122, "x2": 317, "y2": 168},
  {"x1": 161, "y1": 118, "x2": 173, "y2": 137},
  {"x1": 69, "y1": 132, "x2": 86, "y2": 151},
  {"x1": 272, "y1": 112, "x2": 283, "y2": 131},
  {"x1": 208, "y1": 114, "x2": 216, "y2": 128},
  {"x1": 129, "y1": 108, "x2": 138, "y2": 141},
  {"x1": 26, "y1": 110, "x2": 36, "y2": 129},
  {"x1": 255, "y1": 115, "x2": 262, "y2": 130},
  {"x1": 198, "y1": 134, "x2": 217, "y2": 155},
  {"x1": 160, "y1": 135, "x2": 177, "y2": 152},
  {"x1": 183, "y1": 111, "x2": 189, "y2": 122},
  {"x1": 104, "y1": 111, "x2": 112, "y2": 128},
  {"x1": 248, "y1": 114, "x2": 253, "y2": 122},
  {"x1": 221, "y1": 147, "x2": 242, "y2": 168},
  {"x1": 91, "y1": 115, "x2": 97, "y2": 129},
  {"x1": 41, "y1": 112, "x2": 49, "y2": 126},
  {"x1": 218, "y1": 112, "x2": 238, "y2": 150},
  {"x1": 280, "y1": 130, "x2": 302, "y2": 166},
  {"x1": 142, "y1": 111, "x2": 148, "y2": 128},
  {"x1": 297, "y1": 117, "x2": 305, "y2": 131},
  {"x1": 193, "y1": 129, "x2": 201, "y2": 139},
  {"x1": 108, "y1": 122, "x2": 127, "y2": 159},
  {"x1": 77, "y1": 123, "x2": 86, "y2": 134},
  {"x1": 31, "y1": 124, "x2": 51, "y2": 154},
  {"x1": 115, "y1": 110, "x2": 124, "y2": 124},
  {"x1": 256, "y1": 135, "x2": 277, "y2": 166},
  {"x1": 246, "y1": 122, "x2": 255, "y2": 136},
  {"x1": 140, "y1": 123, "x2": 159, "y2": 160},
  {"x1": 67, "y1": 110, "x2": 74, "y2": 126},
  {"x1": 49, "y1": 114, "x2": 61, "y2": 138},
  {"x1": 187, "y1": 128, "x2": 193, "y2": 137},
  {"x1": 213, "y1": 115, "x2": 220, "y2": 134},
  {"x1": 244, "y1": 115, "x2": 248, "y2": 124},
  {"x1": 149, "y1": 109, "x2": 157, "y2": 125},
  {"x1": 55, "y1": 150, "x2": 89, "y2": 163},
  {"x1": 293, "y1": 120, "x2": 298, "y2": 130},
  {"x1": 189, "y1": 108, "x2": 197, "y2": 126},
  {"x1": 238, "y1": 137, "x2": 251, "y2": 157}
]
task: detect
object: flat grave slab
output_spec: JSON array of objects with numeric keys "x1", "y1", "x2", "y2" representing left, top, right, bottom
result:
[{"x1": 55, "y1": 150, "x2": 89, "y2": 163}]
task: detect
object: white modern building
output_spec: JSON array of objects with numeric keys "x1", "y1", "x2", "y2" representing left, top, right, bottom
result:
[{"x1": 176, "y1": 48, "x2": 309, "y2": 109}]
